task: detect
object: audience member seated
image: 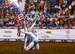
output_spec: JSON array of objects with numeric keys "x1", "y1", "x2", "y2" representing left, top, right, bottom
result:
[{"x1": 0, "y1": 0, "x2": 75, "y2": 29}]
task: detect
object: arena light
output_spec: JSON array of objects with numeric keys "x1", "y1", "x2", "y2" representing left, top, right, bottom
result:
[{"x1": 12, "y1": 0, "x2": 19, "y2": 7}]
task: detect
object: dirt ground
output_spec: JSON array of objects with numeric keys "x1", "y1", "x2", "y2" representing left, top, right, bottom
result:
[{"x1": 0, "y1": 42, "x2": 75, "y2": 54}]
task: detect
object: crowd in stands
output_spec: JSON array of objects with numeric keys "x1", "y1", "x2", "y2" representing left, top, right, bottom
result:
[{"x1": 0, "y1": 0, "x2": 75, "y2": 29}]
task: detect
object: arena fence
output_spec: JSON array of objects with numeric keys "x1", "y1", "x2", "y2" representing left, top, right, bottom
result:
[{"x1": 0, "y1": 29, "x2": 75, "y2": 42}]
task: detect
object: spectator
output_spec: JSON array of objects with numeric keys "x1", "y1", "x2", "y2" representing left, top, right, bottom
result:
[
  {"x1": 0, "y1": 0, "x2": 75, "y2": 29},
  {"x1": 69, "y1": 10, "x2": 75, "y2": 19},
  {"x1": 49, "y1": 14, "x2": 56, "y2": 28},
  {"x1": 55, "y1": 3, "x2": 61, "y2": 13},
  {"x1": 0, "y1": 16, "x2": 4, "y2": 28},
  {"x1": 39, "y1": 3, "x2": 44, "y2": 11},
  {"x1": 44, "y1": 11, "x2": 51, "y2": 19}
]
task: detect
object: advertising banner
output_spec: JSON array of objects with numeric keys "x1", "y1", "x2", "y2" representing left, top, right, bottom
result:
[{"x1": 0, "y1": 29, "x2": 75, "y2": 42}]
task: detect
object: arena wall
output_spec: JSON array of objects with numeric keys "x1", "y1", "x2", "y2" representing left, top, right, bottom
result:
[{"x1": 0, "y1": 29, "x2": 75, "y2": 42}]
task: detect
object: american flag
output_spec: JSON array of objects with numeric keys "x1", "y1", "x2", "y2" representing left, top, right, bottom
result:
[
  {"x1": 17, "y1": 11, "x2": 24, "y2": 21},
  {"x1": 11, "y1": 0, "x2": 24, "y2": 36},
  {"x1": 16, "y1": 6, "x2": 24, "y2": 36}
]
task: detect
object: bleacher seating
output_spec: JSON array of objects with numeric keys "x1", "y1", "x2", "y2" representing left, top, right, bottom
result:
[{"x1": 0, "y1": 0, "x2": 75, "y2": 29}]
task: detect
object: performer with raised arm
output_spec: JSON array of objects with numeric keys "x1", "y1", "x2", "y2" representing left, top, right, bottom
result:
[{"x1": 22, "y1": 19, "x2": 39, "y2": 50}]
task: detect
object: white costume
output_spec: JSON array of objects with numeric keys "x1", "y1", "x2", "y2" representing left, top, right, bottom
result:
[{"x1": 23, "y1": 21, "x2": 39, "y2": 50}]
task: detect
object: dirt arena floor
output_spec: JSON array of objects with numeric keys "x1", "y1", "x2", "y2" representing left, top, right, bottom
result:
[{"x1": 0, "y1": 42, "x2": 75, "y2": 54}]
